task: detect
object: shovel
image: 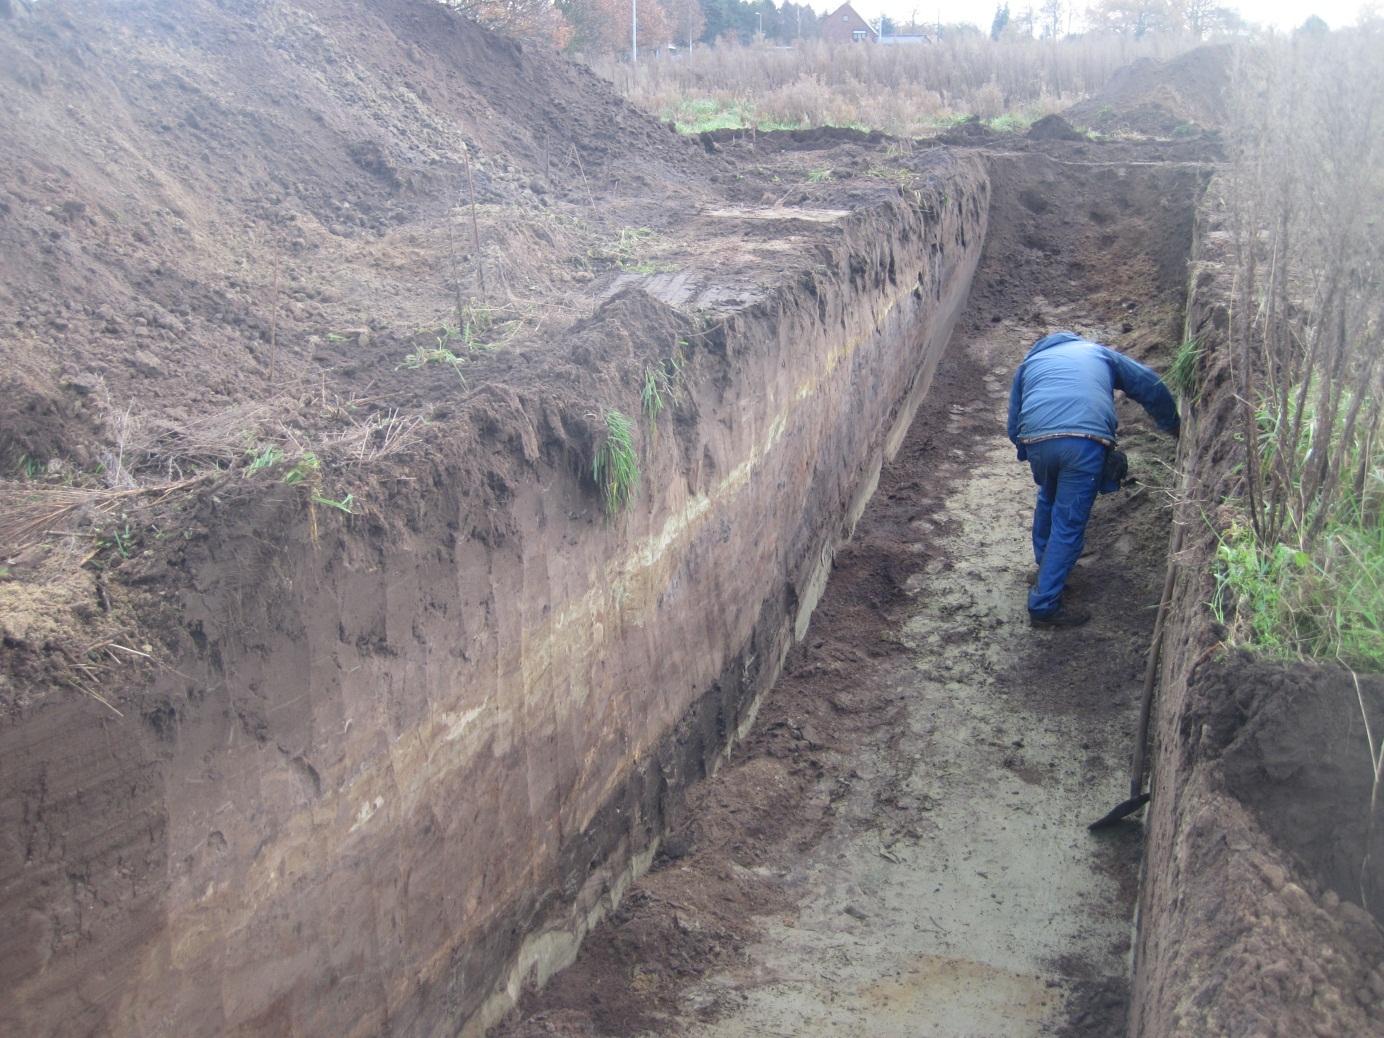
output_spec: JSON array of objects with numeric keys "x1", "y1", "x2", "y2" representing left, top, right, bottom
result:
[{"x1": 1088, "y1": 505, "x2": 1184, "y2": 831}]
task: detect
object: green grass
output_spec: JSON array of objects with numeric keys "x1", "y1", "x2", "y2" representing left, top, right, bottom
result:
[
  {"x1": 1212, "y1": 382, "x2": 1384, "y2": 670},
  {"x1": 660, "y1": 97, "x2": 825, "y2": 135},
  {"x1": 402, "y1": 345, "x2": 467, "y2": 383},
  {"x1": 807, "y1": 167, "x2": 833, "y2": 183},
  {"x1": 640, "y1": 350, "x2": 685, "y2": 432},
  {"x1": 280, "y1": 452, "x2": 320, "y2": 486},
  {"x1": 592, "y1": 409, "x2": 639, "y2": 516},
  {"x1": 986, "y1": 113, "x2": 1034, "y2": 133},
  {"x1": 1166, "y1": 337, "x2": 1203, "y2": 400},
  {"x1": 311, "y1": 492, "x2": 355, "y2": 514},
  {"x1": 245, "y1": 445, "x2": 284, "y2": 475},
  {"x1": 1214, "y1": 513, "x2": 1384, "y2": 670},
  {"x1": 1212, "y1": 522, "x2": 1312, "y2": 657},
  {"x1": 403, "y1": 303, "x2": 520, "y2": 381}
]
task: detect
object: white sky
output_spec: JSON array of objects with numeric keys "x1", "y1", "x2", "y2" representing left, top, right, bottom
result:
[{"x1": 859, "y1": 0, "x2": 1370, "y2": 32}]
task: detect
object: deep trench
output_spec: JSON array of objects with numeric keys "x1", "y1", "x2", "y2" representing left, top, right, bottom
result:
[{"x1": 499, "y1": 151, "x2": 1205, "y2": 1037}]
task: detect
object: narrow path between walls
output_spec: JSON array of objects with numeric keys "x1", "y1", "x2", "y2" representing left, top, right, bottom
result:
[
  {"x1": 678, "y1": 308, "x2": 1155, "y2": 1038},
  {"x1": 501, "y1": 151, "x2": 1195, "y2": 1038}
]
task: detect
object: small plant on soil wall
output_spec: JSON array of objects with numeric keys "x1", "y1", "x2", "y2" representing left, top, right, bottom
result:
[
  {"x1": 245, "y1": 444, "x2": 284, "y2": 476},
  {"x1": 641, "y1": 346, "x2": 687, "y2": 433},
  {"x1": 592, "y1": 409, "x2": 640, "y2": 517},
  {"x1": 1165, "y1": 337, "x2": 1203, "y2": 401},
  {"x1": 401, "y1": 344, "x2": 467, "y2": 384}
]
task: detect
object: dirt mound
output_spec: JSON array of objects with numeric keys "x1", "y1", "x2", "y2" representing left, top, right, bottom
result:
[
  {"x1": 938, "y1": 114, "x2": 998, "y2": 144},
  {"x1": 0, "y1": 0, "x2": 714, "y2": 472},
  {"x1": 1188, "y1": 652, "x2": 1384, "y2": 912},
  {"x1": 1066, "y1": 44, "x2": 1232, "y2": 136},
  {"x1": 1027, "y1": 114, "x2": 1086, "y2": 142}
]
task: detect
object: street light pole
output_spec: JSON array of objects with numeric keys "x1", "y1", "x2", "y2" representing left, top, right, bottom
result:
[{"x1": 632, "y1": 0, "x2": 637, "y2": 64}]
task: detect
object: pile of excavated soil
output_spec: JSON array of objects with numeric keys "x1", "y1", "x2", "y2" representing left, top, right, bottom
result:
[
  {"x1": 0, "y1": 0, "x2": 726, "y2": 473},
  {"x1": 1066, "y1": 44, "x2": 1232, "y2": 136},
  {"x1": 3, "y1": 0, "x2": 860, "y2": 705}
]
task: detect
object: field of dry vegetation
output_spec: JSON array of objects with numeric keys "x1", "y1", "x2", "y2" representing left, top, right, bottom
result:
[{"x1": 592, "y1": 35, "x2": 1199, "y2": 134}]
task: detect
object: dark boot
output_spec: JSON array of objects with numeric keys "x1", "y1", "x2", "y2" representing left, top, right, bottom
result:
[{"x1": 1029, "y1": 605, "x2": 1091, "y2": 629}]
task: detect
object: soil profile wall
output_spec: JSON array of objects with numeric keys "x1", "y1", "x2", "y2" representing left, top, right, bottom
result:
[
  {"x1": 0, "y1": 167, "x2": 989, "y2": 1036},
  {"x1": 1128, "y1": 186, "x2": 1384, "y2": 1037}
]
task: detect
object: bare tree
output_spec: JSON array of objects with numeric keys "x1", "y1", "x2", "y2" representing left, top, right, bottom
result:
[{"x1": 442, "y1": 0, "x2": 573, "y2": 46}]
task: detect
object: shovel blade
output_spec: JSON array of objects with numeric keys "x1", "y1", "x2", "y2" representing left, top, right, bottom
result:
[{"x1": 1088, "y1": 792, "x2": 1151, "y2": 831}]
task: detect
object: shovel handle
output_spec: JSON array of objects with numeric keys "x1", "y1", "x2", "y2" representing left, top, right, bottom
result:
[{"x1": 1129, "y1": 447, "x2": 1190, "y2": 802}]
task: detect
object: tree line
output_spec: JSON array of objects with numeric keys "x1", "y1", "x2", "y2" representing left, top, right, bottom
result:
[
  {"x1": 444, "y1": 0, "x2": 823, "y2": 51},
  {"x1": 444, "y1": 0, "x2": 1255, "y2": 52}
]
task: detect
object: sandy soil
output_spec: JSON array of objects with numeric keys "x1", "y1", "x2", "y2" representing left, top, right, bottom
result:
[{"x1": 672, "y1": 310, "x2": 1153, "y2": 1038}]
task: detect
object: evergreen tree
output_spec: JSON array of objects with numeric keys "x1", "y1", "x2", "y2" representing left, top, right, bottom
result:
[{"x1": 990, "y1": 2, "x2": 1010, "y2": 39}]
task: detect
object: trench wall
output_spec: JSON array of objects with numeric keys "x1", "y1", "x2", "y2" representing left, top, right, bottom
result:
[
  {"x1": 0, "y1": 164, "x2": 989, "y2": 1036},
  {"x1": 1129, "y1": 185, "x2": 1384, "y2": 1037}
]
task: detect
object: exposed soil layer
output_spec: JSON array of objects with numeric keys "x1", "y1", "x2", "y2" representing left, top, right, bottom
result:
[
  {"x1": 10, "y1": 14, "x2": 1362, "y2": 1037},
  {"x1": 1128, "y1": 192, "x2": 1384, "y2": 1038},
  {"x1": 2, "y1": 4, "x2": 998, "y2": 1036},
  {"x1": 499, "y1": 141, "x2": 1210, "y2": 1037}
]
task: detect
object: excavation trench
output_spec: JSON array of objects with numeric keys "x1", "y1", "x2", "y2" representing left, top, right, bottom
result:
[
  {"x1": 0, "y1": 79, "x2": 1207, "y2": 1034},
  {"x1": 500, "y1": 151, "x2": 1206, "y2": 1037}
]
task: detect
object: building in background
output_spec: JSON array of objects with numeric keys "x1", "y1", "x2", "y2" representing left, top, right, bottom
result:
[
  {"x1": 878, "y1": 31, "x2": 931, "y2": 43},
  {"x1": 820, "y1": 2, "x2": 877, "y2": 43}
]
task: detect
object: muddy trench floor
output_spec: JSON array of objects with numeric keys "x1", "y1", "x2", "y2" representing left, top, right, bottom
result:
[
  {"x1": 499, "y1": 153, "x2": 1191, "y2": 1038},
  {"x1": 502, "y1": 348, "x2": 1169, "y2": 1036}
]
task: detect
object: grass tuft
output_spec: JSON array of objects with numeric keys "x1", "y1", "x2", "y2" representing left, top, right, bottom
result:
[
  {"x1": 592, "y1": 409, "x2": 639, "y2": 516},
  {"x1": 640, "y1": 348, "x2": 685, "y2": 432},
  {"x1": 1165, "y1": 337, "x2": 1203, "y2": 400}
]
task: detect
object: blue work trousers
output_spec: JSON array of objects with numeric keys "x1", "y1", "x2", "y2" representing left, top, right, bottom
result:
[{"x1": 1026, "y1": 437, "x2": 1105, "y2": 618}]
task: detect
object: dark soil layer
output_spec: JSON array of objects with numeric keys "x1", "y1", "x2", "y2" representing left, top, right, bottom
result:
[
  {"x1": 1192, "y1": 655, "x2": 1384, "y2": 913},
  {"x1": 500, "y1": 138, "x2": 1212, "y2": 1037},
  {"x1": 1129, "y1": 191, "x2": 1384, "y2": 1037}
]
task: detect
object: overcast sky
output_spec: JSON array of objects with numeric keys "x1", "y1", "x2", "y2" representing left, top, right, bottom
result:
[{"x1": 859, "y1": 0, "x2": 1369, "y2": 32}]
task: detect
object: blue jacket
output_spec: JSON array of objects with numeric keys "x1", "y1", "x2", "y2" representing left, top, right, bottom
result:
[{"x1": 1007, "y1": 332, "x2": 1179, "y2": 459}]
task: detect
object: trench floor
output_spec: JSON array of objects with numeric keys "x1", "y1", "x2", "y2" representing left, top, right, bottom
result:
[
  {"x1": 503, "y1": 293, "x2": 1174, "y2": 1038},
  {"x1": 679, "y1": 310, "x2": 1153, "y2": 1036}
]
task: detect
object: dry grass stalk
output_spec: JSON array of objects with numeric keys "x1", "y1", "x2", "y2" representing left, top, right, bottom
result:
[
  {"x1": 0, "y1": 476, "x2": 206, "y2": 556},
  {"x1": 1227, "y1": 31, "x2": 1384, "y2": 552},
  {"x1": 461, "y1": 145, "x2": 488, "y2": 302}
]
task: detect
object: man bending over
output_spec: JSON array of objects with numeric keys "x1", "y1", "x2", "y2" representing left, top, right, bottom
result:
[{"x1": 1007, "y1": 331, "x2": 1180, "y2": 629}]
